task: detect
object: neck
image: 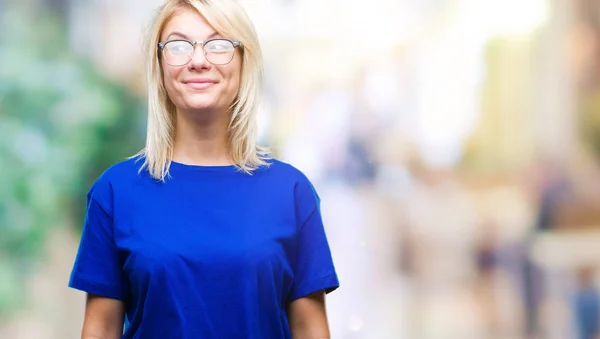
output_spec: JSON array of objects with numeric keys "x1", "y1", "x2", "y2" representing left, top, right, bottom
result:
[{"x1": 172, "y1": 108, "x2": 231, "y2": 166}]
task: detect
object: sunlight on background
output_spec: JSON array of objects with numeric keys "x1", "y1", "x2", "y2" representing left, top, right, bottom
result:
[{"x1": 482, "y1": 0, "x2": 550, "y2": 36}]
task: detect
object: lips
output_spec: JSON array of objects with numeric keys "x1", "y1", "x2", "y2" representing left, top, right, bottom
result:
[
  {"x1": 184, "y1": 78, "x2": 217, "y2": 84},
  {"x1": 183, "y1": 78, "x2": 217, "y2": 90}
]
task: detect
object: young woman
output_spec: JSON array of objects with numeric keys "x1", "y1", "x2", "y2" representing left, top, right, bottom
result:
[{"x1": 68, "y1": 1, "x2": 339, "y2": 338}]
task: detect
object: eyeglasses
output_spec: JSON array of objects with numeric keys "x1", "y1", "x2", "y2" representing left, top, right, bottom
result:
[{"x1": 157, "y1": 38, "x2": 242, "y2": 66}]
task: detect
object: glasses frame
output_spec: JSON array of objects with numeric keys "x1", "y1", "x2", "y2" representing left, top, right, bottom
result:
[{"x1": 157, "y1": 38, "x2": 242, "y2": 66}]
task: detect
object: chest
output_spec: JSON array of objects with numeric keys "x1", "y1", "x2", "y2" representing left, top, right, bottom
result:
[{"x1": 113, "y1": 189, "x2": 298, "y2": 282}]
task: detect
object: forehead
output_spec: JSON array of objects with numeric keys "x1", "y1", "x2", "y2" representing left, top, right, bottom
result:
[{"x1": 161, "y1": 8, "x2": 217, "y2": 40}]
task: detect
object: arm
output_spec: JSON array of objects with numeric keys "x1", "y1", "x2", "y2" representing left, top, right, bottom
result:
[
  {"x1": 288, "y1": 290, "x2": 330, "y2": 339},
  {"x1": 81, "y1": 293, "x2": 125, "y2": 339}
]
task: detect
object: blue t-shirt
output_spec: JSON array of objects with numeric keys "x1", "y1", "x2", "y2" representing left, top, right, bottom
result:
[{"x1": 69, "y1": 157, "x2": 339, "y2": 339}]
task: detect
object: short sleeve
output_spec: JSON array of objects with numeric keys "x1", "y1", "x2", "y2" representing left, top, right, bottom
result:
[
  {"x1": 68, "y1": 186, "x2": 126, "y2": 300},
  {"x1": 288, "y1": 179, "x2": 339, "y2": 302}
]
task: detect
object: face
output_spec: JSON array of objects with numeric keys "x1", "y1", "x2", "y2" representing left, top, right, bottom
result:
[{"x1": 160, "y1": 9, "x2": 242, "y2": 115}]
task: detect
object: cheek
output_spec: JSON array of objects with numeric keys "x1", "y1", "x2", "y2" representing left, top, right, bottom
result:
[
  {"x1": 222, "y1": 72, "x2": 241, "y2": 105},
  {"x1": 162, "y1": 66, "x2": 182, "y2": 98},
  {"x1": 225, "y1": 60, "x2": 242, "y2": 96},
  {"x1": 163, "y1": 66, "x2": 176, "y2": 85},
  {"x1": 230, "y1": 72, "x2": 241, "y2": 93}
]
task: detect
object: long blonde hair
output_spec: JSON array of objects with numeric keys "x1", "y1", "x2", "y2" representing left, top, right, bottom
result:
[{"x1": 135, "y1": 0, "x2": 269, "y2": 180}]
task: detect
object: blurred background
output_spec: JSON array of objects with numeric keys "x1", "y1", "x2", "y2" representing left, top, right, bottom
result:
[{"x1": 1, "y1": 0, "x2": 600, "y2": 338}]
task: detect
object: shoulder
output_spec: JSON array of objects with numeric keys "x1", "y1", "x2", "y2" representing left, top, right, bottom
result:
[
  {"x1": 87, "y1": 156, "x2": 146, "y2": 208},
  {"x1": 262, "y1": 158, "x2": 320, "y2": 206},
  {"x1": 261, "y1": 158, "x2": 315, "y2": 189}
]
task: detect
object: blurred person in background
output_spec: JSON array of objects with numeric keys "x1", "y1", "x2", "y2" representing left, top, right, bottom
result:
[
  {"x1": 67, "y1": 1, "x2": 339, "y2": 338},
  {"x1": 523, "y1": 160, "x2": 571, "y2": 338},
  {"x1": 573, "y1": 267, "x2": 599, "y2": 339}
]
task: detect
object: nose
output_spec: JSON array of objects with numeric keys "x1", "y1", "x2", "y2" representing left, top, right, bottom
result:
[{"x1": 187, "y1": 43, "x2": 211, "y2": 70}]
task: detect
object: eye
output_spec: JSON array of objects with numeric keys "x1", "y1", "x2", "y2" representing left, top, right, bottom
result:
[
  {"x1": 166, "y1": 41, "x2": 192, "y2": 55},
  {"x1": 206, "y1": 40, "x2": 234, "y2": 53}
]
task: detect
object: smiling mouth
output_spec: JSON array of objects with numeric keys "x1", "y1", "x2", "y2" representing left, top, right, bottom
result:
[{"x1": 184, "y1": 82, "x2": 215, "y2": 90}]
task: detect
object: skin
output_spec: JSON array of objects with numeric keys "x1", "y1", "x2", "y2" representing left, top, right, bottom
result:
[
  {"x1": 288, "y1": 291, "x2": 331, "y2": 339},
  {"x1": 80, "y1": 8, "x2": 331, "y2": 339},
  {"x1": 81, "y1": 294, "x2": 124, "y2": 339}
]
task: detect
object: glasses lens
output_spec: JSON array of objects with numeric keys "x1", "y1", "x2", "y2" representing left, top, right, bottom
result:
[
  {"x1": 204, "y1": 39, "x2": 235, "y2": 65},
  {"x1": 163, "y1": 41, "x2": 194, "y2": 66}
]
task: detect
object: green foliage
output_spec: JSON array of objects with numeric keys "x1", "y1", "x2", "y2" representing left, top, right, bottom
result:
[{"x1": 0, "y1": 5, "x2": 145, "y2": 317}]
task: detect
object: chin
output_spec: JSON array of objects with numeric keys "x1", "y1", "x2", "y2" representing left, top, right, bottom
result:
[
  {"x1": 183, "y1": 96, "x2": 220, "y2": 111},
  {"x1": 187, "y1": 104, "x2": 219, "y2": 112}
]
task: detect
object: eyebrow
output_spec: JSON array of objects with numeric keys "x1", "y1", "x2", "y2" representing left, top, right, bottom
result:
[{"x1": 165, "y1": 31, "x2": 220, "y2": 41}]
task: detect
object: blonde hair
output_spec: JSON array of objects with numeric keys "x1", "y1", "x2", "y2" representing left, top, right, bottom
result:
[{"x1": 135, "y1": 0, "x2": 269, "y2": 180}]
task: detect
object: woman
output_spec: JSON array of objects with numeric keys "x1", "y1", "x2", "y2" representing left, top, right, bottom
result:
[{"x1": 68, "y1": 0, "x2": 339, "y2": 338}]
